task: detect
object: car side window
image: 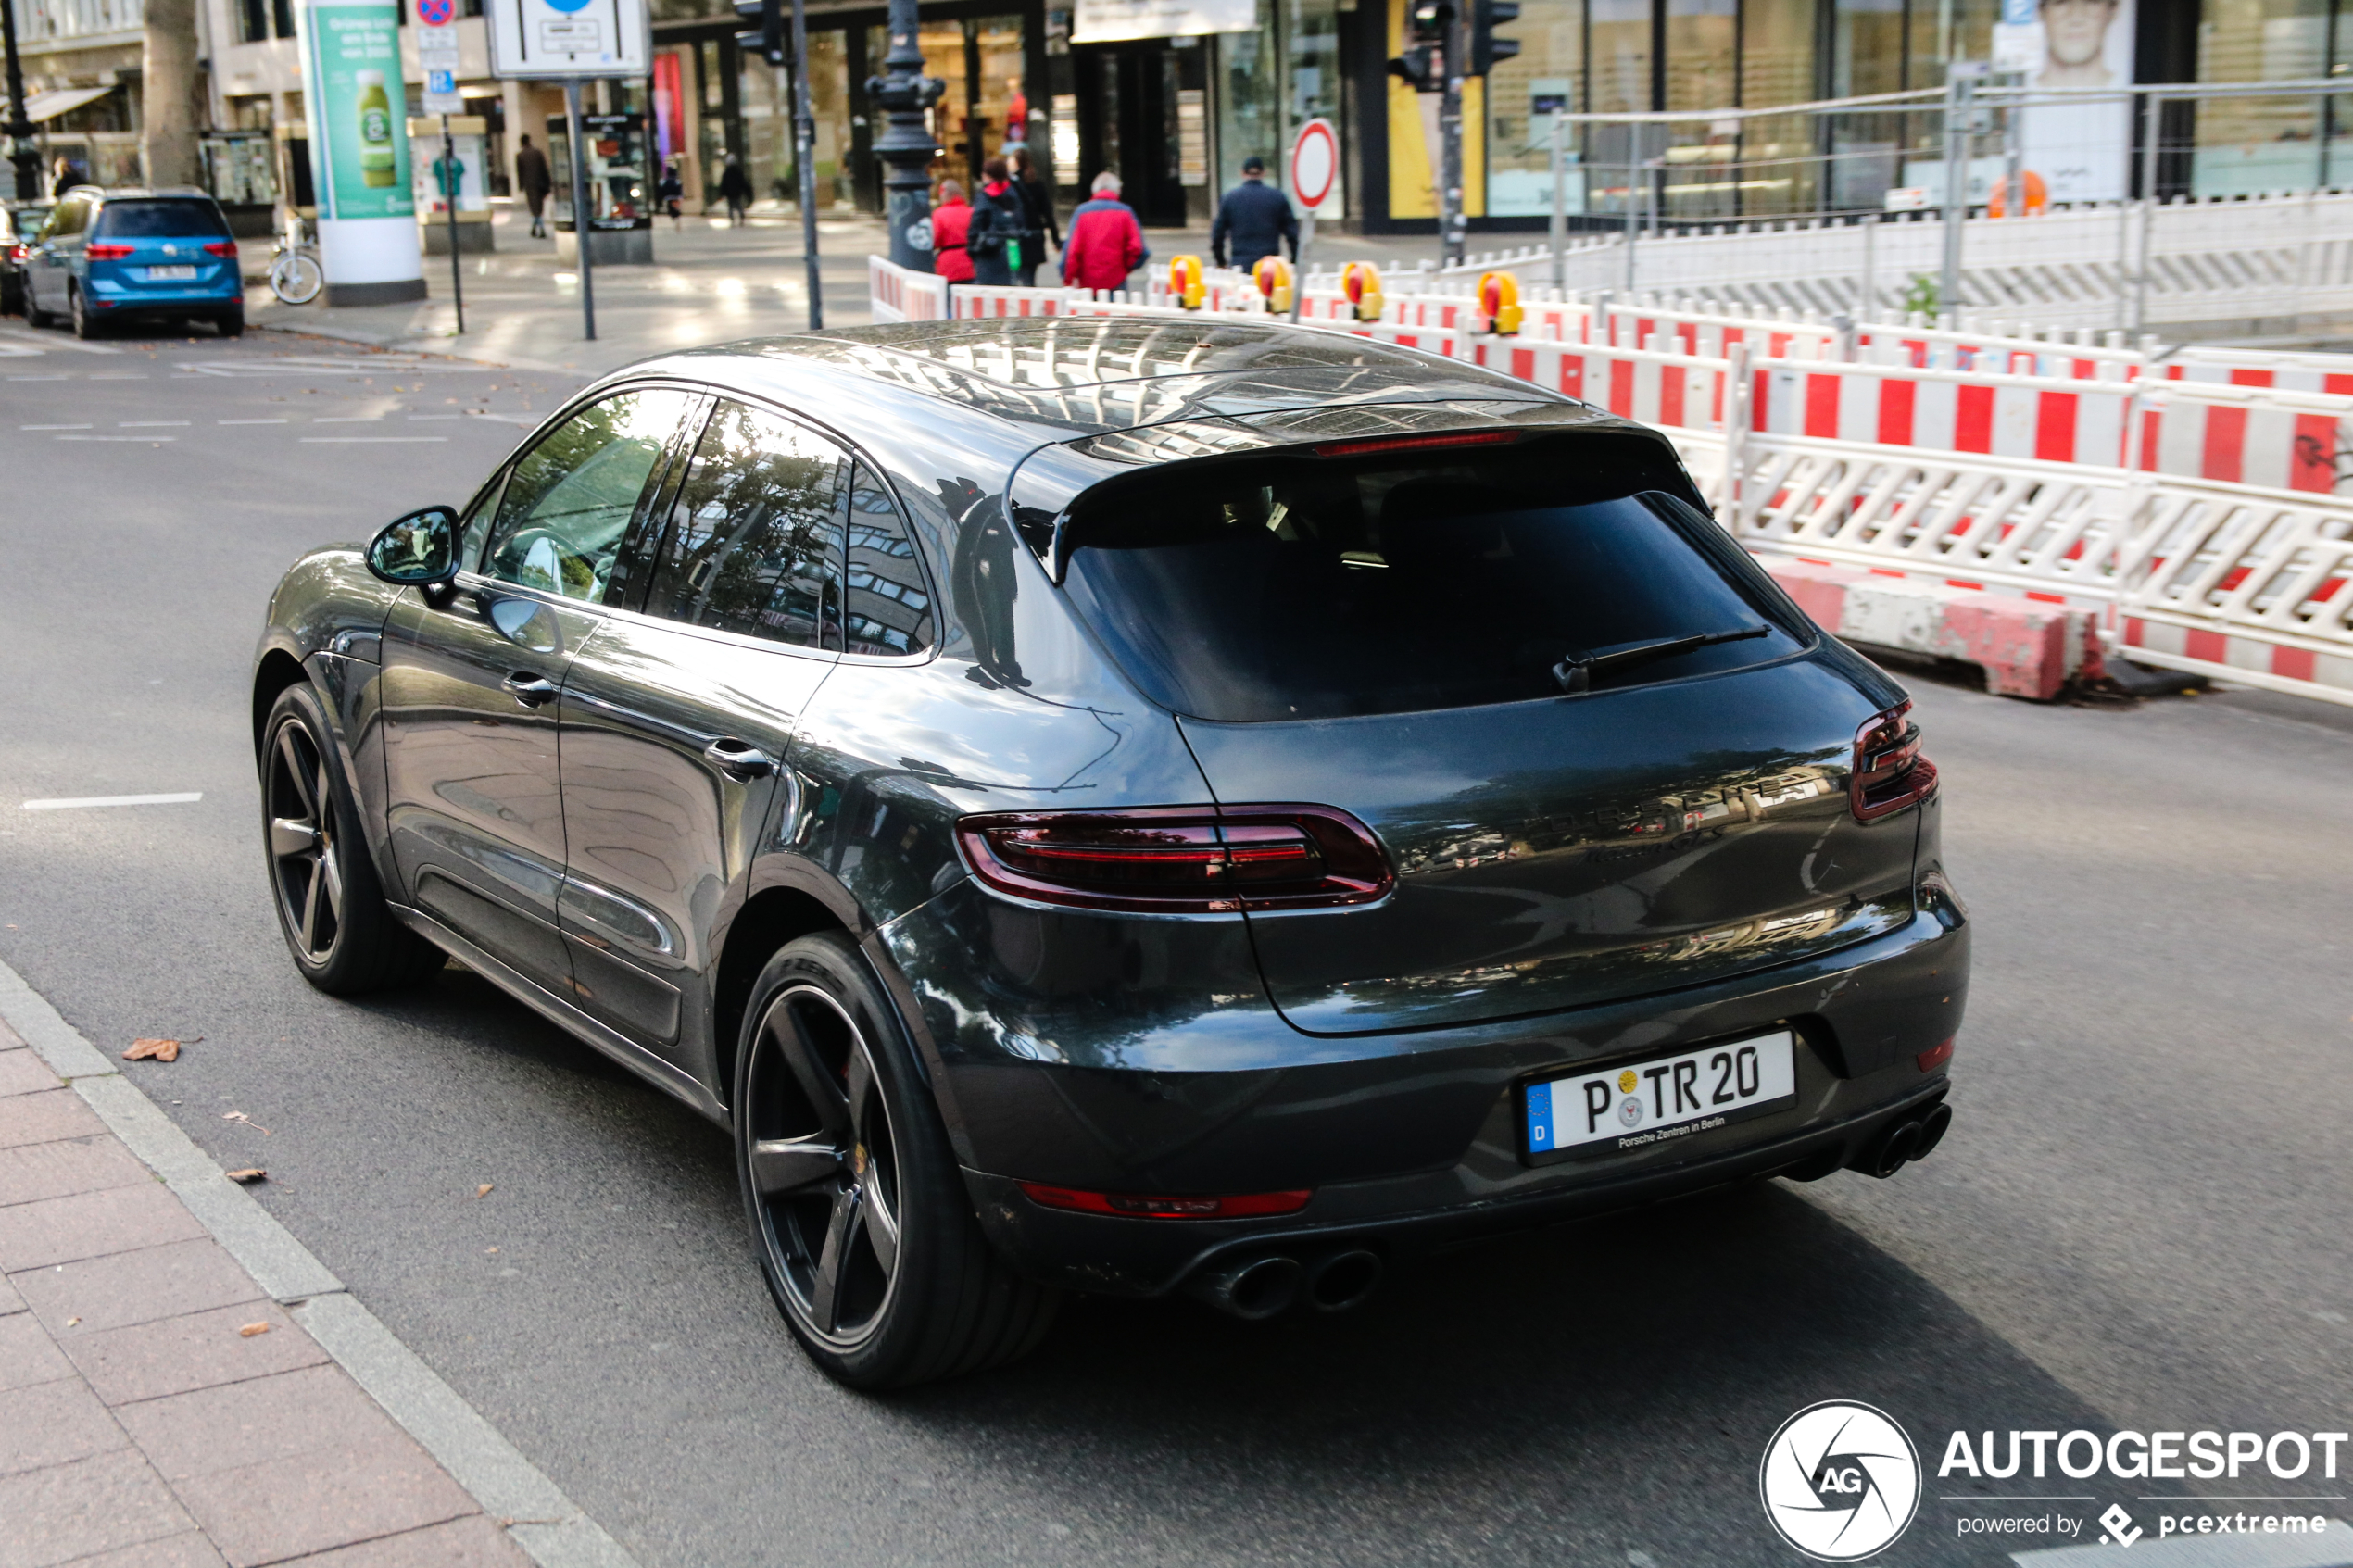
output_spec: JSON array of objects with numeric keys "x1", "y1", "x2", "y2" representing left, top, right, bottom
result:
[
  {"x1": 843, "y1": 464, "x2": 933, "y2": 657},
  {"x1": 643, "y1": 399, "x2": 845, "y2": 649},
  {"x1": 41, "y1": 201, "x2": 85, "y2": 240},
  {"x1": 481, "y1": 388, "x2": 696, "y2": 604}
]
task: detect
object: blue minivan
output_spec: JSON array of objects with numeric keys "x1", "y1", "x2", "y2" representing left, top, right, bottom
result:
[{"x1": 23, "y1": 186, "x2": 245, "y2": 339}]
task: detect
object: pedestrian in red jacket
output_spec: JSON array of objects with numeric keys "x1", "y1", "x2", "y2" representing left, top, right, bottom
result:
[
  {"x1": 931, "y1": 180, "x2": 974, "y2": 284},
  {"x1": 1061, "y1": 170, "x2": 1147, "y2": 292}
]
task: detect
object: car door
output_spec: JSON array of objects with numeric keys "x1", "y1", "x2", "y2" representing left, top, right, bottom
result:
[
  {"x1": 379, "y1": 384, "x2": 702, "y2": 991},
  {"x1": 553, "y1": 397, "x2": 849, "y2": 1075},
  {"x1": 30, "y1": 198, "x2": 83, "y2": 312}
]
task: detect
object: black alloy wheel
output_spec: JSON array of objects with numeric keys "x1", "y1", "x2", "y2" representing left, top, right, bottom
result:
[
  {"x1": 267, "y1": 716, "x2": 345, "y2": 966},
  {"x1": 744, "y1": 982, "x2": 906, "y2": 1348},
  {"x1": 69, "y1": 283, "x2": 100, "y2": 340},
  {"x1": 735, "y1": 935, "x2": 1058, "y2": 1387},
  {"x1": 258, "y1": 684, "x2": 445, "y2": 995}
]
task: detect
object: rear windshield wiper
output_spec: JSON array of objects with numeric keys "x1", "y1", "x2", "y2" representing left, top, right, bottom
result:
[{"x1": 1553, "y1": 625, "x2": 1770, "y2": 695}]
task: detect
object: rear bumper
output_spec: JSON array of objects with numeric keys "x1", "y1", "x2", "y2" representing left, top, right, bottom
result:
[
  {"x1": 962, "y1": 1077, "x2": 1951, "y2": 1297},
  {"x1": 88, "y1": 272, "x2": 242, "y2": 310},
  {"x1": 877, "y1": 878, "x2": 1970, "y2": 1296}
]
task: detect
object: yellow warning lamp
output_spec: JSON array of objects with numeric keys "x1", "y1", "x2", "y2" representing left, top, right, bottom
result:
[
  {"x1": 1169, "y1": 255, "x2": 1207, "y2": 310},
  {"x1": 1340, "y1": 260, "x2": 1385, "y2": 323},
  {"x1": 1477, "y1": 270, "x2": 1523, "y2": 335},
  {"x1": 1252, "y1": 255, "x2": 1294, "y2": 314}
]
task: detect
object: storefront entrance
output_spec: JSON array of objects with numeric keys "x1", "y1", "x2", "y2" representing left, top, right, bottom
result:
[{"x1": 1071, "y1": 40, "x2": 1206, "y2": 227}]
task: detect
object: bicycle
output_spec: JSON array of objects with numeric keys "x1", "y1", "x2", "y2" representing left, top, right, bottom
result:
[{"x1": 269, "y1": 213, "x2": 324, "y2": 306}]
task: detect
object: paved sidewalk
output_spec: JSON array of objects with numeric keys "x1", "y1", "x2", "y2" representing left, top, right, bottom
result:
[
  {"x1": 0, "y1": 1007, "x2": 612, "y2": 1568},
  {"x1": 237, "y1": 204, "x2": 1453, "y2": 374}
]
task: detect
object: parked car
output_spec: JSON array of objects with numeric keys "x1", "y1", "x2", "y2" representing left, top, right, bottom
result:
[
  {"x1": 3, "y1": 199, "x2": 56, "y2": 316},
  {"x1": 21, "y1": 185, "x2": 244, "y2": 338},
  {"x1": 252, "y1": 318, "x2": 1968, "y2": 1388}
]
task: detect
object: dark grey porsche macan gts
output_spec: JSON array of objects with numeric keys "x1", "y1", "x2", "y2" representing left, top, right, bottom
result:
[{"x1": 252, "y1": 317, "x2": 1967, "y2": 1387}]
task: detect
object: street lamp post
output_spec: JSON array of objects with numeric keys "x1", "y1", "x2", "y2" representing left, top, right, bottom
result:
[
  {"x1": 866, "y1": 0, "x2": 941, "y2": 271},
  {"x1": 3, "y1": 0, "x2": 38, "y2": 201}
]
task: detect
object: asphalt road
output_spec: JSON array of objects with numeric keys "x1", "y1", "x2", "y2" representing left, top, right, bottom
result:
[{"x1": 2, "y1": 325, "x2": 2349, "y2": 1568}]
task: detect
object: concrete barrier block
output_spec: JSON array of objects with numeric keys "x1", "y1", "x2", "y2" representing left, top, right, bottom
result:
[{"x1": 1756, "y1": 557, "x2": 2104, "y2": 701}]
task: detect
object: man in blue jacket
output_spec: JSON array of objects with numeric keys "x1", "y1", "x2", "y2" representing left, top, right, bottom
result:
[{"x1": 1210, "y1": 157, "x2": 1300, "y2": 274}]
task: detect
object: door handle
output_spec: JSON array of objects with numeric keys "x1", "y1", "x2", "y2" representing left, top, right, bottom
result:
[
  {"x1": 703, "y1": 737, "x2": 774, "y2": 780},
  {"x1": 501, "y1": 671, "x2": 560, "y2": 707}
]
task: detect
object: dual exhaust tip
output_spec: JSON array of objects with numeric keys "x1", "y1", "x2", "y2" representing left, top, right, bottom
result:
[
  {"x1": 1186, "y1": 1246, "x2": 1384, "y2": 1321},
  {"x1": 1856, "y1": 1099, "x2": 1953, "y2": 1179}
]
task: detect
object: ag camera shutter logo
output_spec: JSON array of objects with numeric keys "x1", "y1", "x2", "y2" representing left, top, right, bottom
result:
[{"x1": 1759, "y1": 1401, "x2": 1923, "y2": 1560}]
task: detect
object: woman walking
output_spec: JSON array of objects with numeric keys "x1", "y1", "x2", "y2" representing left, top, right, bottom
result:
[
  {"x1": 718, "y1": 154, "x2": 752, "y2": 227},
  {"x1": 1006, "y1": 145, "x2": 1058, "y2": 287},
  {"x1": 931, "y1": 179, "x2": 974, "y2": 292},
  {"x1": 968, "y1": 157, "x2": 1024, "y2": 288}
]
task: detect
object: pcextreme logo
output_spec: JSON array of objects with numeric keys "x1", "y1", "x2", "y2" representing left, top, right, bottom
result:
[{"x1": 1760, "y1": 1401, "x2": 1924, "y2": 1561}]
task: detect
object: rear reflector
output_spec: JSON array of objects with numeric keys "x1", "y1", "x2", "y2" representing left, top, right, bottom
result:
[
  {"x1": 1851, "y1": 700, "x2": 1939, "y2": 822},
  {"x1": 204, "y1": 240, "x2": 238, "y2": 259},
  {"x1": 1311, "y1": 430, "x2": 1518, "y2": 459},
  {"x1": 957, "y1": 804, "x2": 1391, "y2": 913},
  {"x1": 1917, "y1": 1038, "x2": 1955, "y2": 1073},
  {"x1": 84, "y1": 243, "x2": 132, "y2": 259},
  {"x1": 1019, "y1": 1183, "x2": 1313, "y2": 1219}
]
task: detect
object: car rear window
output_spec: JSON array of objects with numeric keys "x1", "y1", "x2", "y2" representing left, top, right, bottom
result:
[
  {"x1": 93, "y1": 200, "x2": 230, "y2": 239},
  {"x1": 1056, "y1": 440, "x2": 1807, "y2": 722}
]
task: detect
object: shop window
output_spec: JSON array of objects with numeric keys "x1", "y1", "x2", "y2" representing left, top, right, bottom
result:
[
  {"x1": 2197, "y1": 0, "x2": 2332, "y2": 194},
  {"x1": 1487, "y1": 0, "x2": 1582, "y2": 216},
  {"x1": 1218, "y1": 0, "x2": 1281, "y2": 190}
]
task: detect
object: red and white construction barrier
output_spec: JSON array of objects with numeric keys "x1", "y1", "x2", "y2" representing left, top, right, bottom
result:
[{"x1": 1762, "y1": 558, "x2": 2104, "y2": 701}]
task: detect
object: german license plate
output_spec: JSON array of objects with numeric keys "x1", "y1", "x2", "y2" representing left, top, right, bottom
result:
[
  {"x1": 1523, "y1": 1029, "x2": 1798, "y2": 1162},
  {"x1": 147, "y1": 265, "x2": 197, "y2": 280}
]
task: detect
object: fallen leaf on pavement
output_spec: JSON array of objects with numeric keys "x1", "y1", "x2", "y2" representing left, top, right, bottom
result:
[
  {"x1": 225, "y1": 1169, "x2": 267, "y2": 1184},
  {"x1": 65, "y1": 1317, "x2": 80, "y2": 1327},
  {"x1": 124, "y1": 1038, "x2": 181, "y2": 1062},
  {"x1": 238, "y1": 1322, "x2": 271, "y2": 1337},
  {"x1": 476, "y1": 1183, "x2": 495, "y2": 1198}
]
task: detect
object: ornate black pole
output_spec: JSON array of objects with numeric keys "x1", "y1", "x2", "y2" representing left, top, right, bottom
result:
[
  {"x1": 3, "y1": 0, "x2": 38, "y2": 201},
  {"x1": 866, "y1": 0, "x2": 941, "y2": 270}
]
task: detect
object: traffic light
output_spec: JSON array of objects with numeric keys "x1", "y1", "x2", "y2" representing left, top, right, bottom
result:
[
  {"x1": 1470, "y1": 0, "x2": 1519, "y2": 75},
  {"x1": 1387, "y1": 0, "x2": 1450, "y2": 94},
  {"x1": 734, "y1": 0, "x2": 784, "y2": 66}
]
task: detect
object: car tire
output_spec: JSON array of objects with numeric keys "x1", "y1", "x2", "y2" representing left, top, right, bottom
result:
[
  {"x1": 259, "y1": 684, "x2": 446, "y2": 996},
  {"x1": 69, "y1": 284, "x2": 100, "y2": 340},
  {"x1": 217, "y1": 307, "x2": 245, "y2": 338},
  {"x1": 735, "y1": 933, "x2": 1059, "y2": 1388},
  {"x1": 25, "y1": 290, "x2": 52, "y2": 328}
]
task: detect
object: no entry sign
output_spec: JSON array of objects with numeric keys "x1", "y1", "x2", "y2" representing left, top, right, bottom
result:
[{"x1": 1290, "y1": 118, "x2": 1338, "y2": 211}]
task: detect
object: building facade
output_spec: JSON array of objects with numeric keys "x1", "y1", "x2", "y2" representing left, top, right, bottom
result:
[{"x1": 11, "y1": 0, "x2": 2353, "y2": 234}]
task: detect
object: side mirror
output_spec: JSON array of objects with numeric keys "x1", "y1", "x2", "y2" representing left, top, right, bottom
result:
[{"x1": 366, "y1": 506, "x2": 460, "y2": 591}]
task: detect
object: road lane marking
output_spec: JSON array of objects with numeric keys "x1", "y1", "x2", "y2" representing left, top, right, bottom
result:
[
  {"x1": 119, "y1": 420, "x2": 190, "y2": 427},
  {"x1": 313, "y1": 415, "x2": 384, "y2": 422},
  {"x1": 407, "y1": 414, "x2": 463, "y2": 420},
  {"x1": 22, "y1": 423, "x2": 93, "y2": 430},
  {"x1": 22, "y1": 793, "x2": 204, "y2": 809},
  {"x1": 218, "y1": 418, "x2": 288, "y2": 424},
  {"x1": 300, "y1": 435, "x2": 448, "y2": 443},
  {"x1": 7, "y1": 375, "x2": 69, "y2": 382},
  {"x1": 57, "y1": 434, "x2": 173, "y2": 442},
  {"x1": 86, "y1": 371, "x2": 148, "y2": 379}
]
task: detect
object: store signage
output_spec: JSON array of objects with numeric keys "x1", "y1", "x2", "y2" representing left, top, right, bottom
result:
[
  {"x1": 296, "y1": 0, "x2": 416, "y2": 220},
  {"x1": 486, "y1": 0, "x2": 651, "y2": 79},
  {"x1": 1071, "y1": 0, "x2": 1253, "y2": 44}
]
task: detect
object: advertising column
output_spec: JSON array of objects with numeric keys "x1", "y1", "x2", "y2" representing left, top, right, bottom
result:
[{"x1": 296, "y1": 0, "x2": 429, "y2": 304}]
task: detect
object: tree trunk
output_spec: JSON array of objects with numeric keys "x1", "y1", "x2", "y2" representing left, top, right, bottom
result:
[{"x1": 141, "y1": 0, "x2": 203, "y2": 188}]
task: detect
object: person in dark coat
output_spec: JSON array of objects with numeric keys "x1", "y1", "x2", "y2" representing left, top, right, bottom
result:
[
  {"x1": 658, "y1": 160, "x2": 684, "y2": 230},
  {"x1": 968, "y1": 156, "x2": 1024, "y2": 287},
  {"x1": 514, "y1": 135, "x2": 552, "y2": 238},
  {"x1": 1210, "y1": 156, "x2": 1299, "y2": 274},
  {"x1": 1006, "y1": 145, "x2": 1058, "y2": 287},
  {"x1": 717, "y1": 155, "x2": 753, "y2": 226}
]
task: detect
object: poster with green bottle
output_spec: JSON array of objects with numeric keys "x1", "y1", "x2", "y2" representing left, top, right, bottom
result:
[{"x1": 295, "y1": 0, "x2": 415, "y2": 220}]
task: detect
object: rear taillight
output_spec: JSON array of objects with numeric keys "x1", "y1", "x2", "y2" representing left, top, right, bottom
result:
[
  {"x1": 957, "y1": 804, "x2": 1392, "y2": 913},
  {"x1": 1852, "y1": 701, "x2": 1939, "y2": 821},
  {"x1": 7, "y1": 245, "x2": 25, "y2": 264},
  {"x1": 1018, "y1": 1183, "x2": 1313, "y2": 1219},
  {"x1": 84, "y1": 243, "x2": 132, "y2": 259},
  {"x1": 1312, "y1": 430, "x2": 1517, "y2": 459},
  {"x1": 204, "y1": 240, "x2": 237, "y2": 258}
]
